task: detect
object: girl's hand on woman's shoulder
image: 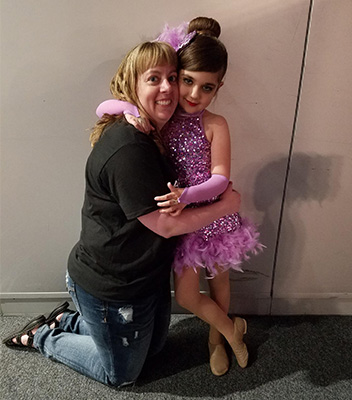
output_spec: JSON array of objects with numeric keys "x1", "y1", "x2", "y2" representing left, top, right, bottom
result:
[{"x1": 125, "y1": 114, "x2": 154, "y2": 134}]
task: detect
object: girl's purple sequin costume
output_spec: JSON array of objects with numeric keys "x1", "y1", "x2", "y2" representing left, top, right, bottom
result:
[{"x1": 162, "y1": 107, "x2": 263, "y2": 277}]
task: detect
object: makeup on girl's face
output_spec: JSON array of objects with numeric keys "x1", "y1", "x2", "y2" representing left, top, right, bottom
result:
[{"x1": 178, "y1": 69, "x2": 222, "y2": 114}]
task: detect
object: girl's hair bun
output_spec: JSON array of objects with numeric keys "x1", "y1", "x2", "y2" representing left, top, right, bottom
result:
[{"x1": 188, "y1": 16, "x2": 221, "y2": 38}]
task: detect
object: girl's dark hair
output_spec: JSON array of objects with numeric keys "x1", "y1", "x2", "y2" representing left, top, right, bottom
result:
[
  {"x1": 178, "y1": 17, "x2": 227, "y2": 82},
  {"x1": 188, "y1": 16, "x2": 221, "y2": 38}
]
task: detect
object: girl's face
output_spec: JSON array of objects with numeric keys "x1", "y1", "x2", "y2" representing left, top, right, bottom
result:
[
  {"x1": 136, "y1": 64, "x2": 178, "y2": 129},
  {"x1": 178, "y1": 69, "x2": 223, "y2": 114}
]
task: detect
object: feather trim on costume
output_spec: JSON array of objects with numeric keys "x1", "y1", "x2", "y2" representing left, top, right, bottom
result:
[{"x1": 173, "y1": 218, "x2": 265, "y2": 278}]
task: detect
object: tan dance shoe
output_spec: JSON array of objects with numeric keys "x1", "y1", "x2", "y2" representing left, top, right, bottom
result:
[
  {"x1": 230, "y1": 317, "x2": 248, "y2": 368},
  {"x1": 208, "y1": 340, "x2": 229, "y2": 376}
]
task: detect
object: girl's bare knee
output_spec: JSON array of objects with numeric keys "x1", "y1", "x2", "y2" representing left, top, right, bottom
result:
[
  {"x1": 175, "y1": 290, "x2": 199, "y2": 311},
  {"x1": 175, "y1": 290, "x2": 188, "y2": 309}
]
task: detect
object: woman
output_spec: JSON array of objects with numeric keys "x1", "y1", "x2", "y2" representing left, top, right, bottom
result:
[{"x1": 3, "y1": 41, "x2": 241, "y2": 387}]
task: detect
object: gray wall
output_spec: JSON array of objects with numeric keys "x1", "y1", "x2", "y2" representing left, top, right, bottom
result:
[{"x1": 1, "y1": 0, "x2": 351, "y2": 315}]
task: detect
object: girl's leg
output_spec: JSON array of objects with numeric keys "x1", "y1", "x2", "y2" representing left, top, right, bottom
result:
[
  {"x1": 174, "y1": 268, "x2": 234, "y2": 342},
  {"x1": 175, "y1": 267, "x2": 248, "y2": 369},
  {"x1": 208, "y1": 269, "x2": 248, "y2": 368},
  {"x1": 208, "y1": 269, "x2": 230, "y2": 344},
  {"x1": 207, "y1": 269, "x2": 230, "y2": 375}
]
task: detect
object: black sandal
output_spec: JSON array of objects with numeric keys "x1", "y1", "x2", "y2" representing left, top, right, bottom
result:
[
  {"x1": 45, "y1": 301, "x2": 70, "y2": 328},
  {"x1": 2, "y1": 314, "x2": 46, "y2": 348}
]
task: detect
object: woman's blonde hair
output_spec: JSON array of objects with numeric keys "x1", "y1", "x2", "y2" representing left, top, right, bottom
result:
[{"x1": 90, "y1": 41, "x2": 177, "y2": 147}]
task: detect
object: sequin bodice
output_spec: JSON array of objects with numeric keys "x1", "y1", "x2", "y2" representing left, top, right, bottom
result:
[
  {"x1": 162, "y1": 107, "x2": 242, "y2": 241},
  {"x1": 162, "y1": 108, "x2": 211, "y2": 190}
]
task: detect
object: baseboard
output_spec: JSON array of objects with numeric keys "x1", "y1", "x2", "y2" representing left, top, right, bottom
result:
[
  {"x1": 0, "y1": 292, "x2": 74, "y2": 316},
  {"x1": 1, "y1": 292, "x2": 351, "y2": 316},
  {"x1": 0, "y1": 291, "x2": 271, "y2": 316}
]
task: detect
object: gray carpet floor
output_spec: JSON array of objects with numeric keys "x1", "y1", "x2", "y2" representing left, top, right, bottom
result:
[{"x1": 1, "y1": 314, "x2": 351, "y2": 400}]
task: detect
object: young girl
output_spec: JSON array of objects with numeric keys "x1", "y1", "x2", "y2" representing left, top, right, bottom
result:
[{"x1": 96, "y1": 17, "x2": 263, "y2": 376}]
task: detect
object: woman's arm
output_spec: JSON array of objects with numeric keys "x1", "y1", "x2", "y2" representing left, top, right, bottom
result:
[{"x1": 138, "y1": 184, "x2": 240, "y2": 238}]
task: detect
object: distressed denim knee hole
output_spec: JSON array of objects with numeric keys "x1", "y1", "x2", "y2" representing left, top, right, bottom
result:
[{"x1": 118, "y1": 306, "x2": 133, "y2": 324}]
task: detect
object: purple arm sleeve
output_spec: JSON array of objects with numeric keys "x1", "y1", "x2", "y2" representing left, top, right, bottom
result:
[
  {"x1": 96, "y1": 99, "x2": 140, "y2": 119},
  {"x1": 178, "y1": 174, "x2": 229, "y2": 204}
]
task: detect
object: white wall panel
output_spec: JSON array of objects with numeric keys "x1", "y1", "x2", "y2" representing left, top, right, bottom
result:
[
  {"x1": 3, "y1": 1, "x2": 348, "y2": 315},
  {"x1": 209, "y1": 0, "x2": 312, "y2": 313},
  {"x1": 272, "y1": 0, "x2": 352, "y2": 314}
]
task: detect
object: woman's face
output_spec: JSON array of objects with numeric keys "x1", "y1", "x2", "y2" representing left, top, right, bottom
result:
[{"x1": 136, "y1": 64, "x2": 178, "y2": 129}]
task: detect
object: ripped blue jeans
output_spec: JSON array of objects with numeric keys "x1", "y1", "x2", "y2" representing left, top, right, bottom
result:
[{"x1": 33, "y1": 272, "x2": 171, "y2": 387}]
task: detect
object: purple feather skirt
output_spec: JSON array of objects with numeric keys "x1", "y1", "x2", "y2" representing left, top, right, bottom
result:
[{"x1": 173, "y1": 213, "x2": 264, "y2": 277}]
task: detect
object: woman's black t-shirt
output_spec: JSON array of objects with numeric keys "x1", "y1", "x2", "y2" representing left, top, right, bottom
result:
[{"x1": 68, "y1": 121, "x2": 177, "y2": 301}]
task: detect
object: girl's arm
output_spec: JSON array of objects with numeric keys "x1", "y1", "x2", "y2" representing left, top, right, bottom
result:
[
  {"x1": 204, "y1": 110, "x2": 231, "y2": 180},
  {"x1": 96, "y1": 99, "x2": 153, "y2": 133},
  {"x1": 155, "y1": 174, "x2": 229, "y2": 205},
  {"x1": 96, "y1": 99, "x2": 140, "y2": 118},
  {"x1": 139, "y1": 184, "x2": 240, "y2": 238}
]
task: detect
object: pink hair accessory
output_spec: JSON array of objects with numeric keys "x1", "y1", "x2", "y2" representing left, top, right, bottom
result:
[
  {"x1": 154, "y1": 22, "x2": 196, "y2": 51},
  {"x1": 175, "y1": 31, "x2": 196, "y2": 51}
]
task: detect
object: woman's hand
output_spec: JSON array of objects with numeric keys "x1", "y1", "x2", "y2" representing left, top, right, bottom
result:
[
  {"x1": 125, "y1": 114, "x2": 154, "y2": 134},
  {"x1": 220, "y1": 182, "x2": 241, "y2": 214},
  {"x1": 154, "y1": 182, "x2": 187, "y2": 216}
]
